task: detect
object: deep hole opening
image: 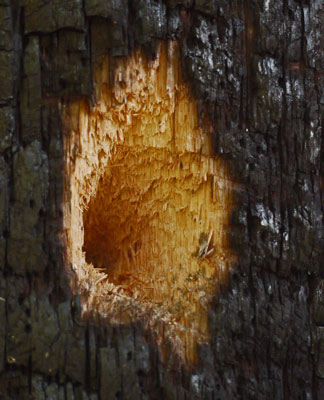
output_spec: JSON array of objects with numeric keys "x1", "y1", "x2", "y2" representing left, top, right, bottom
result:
[
  {"x1": 81, "y1": 139, "x2": 232, "y2": 326},
  {"x1": 65, "y1": 41, "x2": 236, "y2": 365}
]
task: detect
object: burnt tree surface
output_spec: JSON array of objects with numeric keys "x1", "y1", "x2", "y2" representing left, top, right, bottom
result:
[{"x1": 0, "y1": 0, "x2": 324, "y2": 399}]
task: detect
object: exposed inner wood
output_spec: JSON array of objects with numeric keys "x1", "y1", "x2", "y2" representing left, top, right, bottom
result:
[{"x1": 63, "y1": 41, "x2": 236, "y2": 365}]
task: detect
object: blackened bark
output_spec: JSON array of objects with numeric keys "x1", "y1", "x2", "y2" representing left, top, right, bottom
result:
[{"x1": 0, "y1": 0, "x2": 324, "y2": 399}]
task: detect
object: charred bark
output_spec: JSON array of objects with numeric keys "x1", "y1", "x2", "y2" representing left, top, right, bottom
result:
[{"x1": 0, "y1": 0, "x2": 324, "y2": 399}]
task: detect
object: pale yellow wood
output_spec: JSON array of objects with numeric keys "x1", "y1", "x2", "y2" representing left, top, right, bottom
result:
[{"x1": 63, "y1": 41, "x2": 237, "y2": 366}]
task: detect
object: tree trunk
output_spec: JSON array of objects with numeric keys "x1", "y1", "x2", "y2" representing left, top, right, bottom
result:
[{"x1": 1, "y1": 0, "x2": 324, "y2": 399}]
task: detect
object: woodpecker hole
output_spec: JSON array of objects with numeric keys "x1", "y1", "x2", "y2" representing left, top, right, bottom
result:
[{"x1": 63, "y1": 42, "x2": 236, "y2": 365}]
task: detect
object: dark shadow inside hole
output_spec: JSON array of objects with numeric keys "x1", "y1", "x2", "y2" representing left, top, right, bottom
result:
[{"x1": 82, "y1": 147, "x2": 149, "y2": 286}]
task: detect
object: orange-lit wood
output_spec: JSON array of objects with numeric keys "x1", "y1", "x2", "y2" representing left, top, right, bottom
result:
[{"x1": 63, "y1": 41, "x2": 236, "y2": 365}]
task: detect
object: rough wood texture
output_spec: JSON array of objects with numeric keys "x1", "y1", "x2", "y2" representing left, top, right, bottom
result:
[
  {"x1": 0, "y1": 0, "x2": 324, "y2": 399},
  {"x1": 63, "y1": 41, "x2": 236, "y2": 366}
]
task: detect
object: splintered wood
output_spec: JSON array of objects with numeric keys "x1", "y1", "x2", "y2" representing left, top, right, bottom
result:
[{"x1": 63, "y1": 42, "x2": 236, "y2": 366}]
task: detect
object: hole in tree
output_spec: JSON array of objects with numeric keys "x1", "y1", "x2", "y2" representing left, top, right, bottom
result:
[{"x1": 64, "y1": 41, "x2": 236, "y2": 365}]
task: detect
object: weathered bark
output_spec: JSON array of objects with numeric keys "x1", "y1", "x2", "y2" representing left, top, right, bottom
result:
[{"x1": 0, "y1": 0, "x2": 324, "y2": 399}]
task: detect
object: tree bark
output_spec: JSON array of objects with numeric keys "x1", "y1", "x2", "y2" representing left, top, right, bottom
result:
[{"x1": 1, "y1": 0, "x2": 324, "y2": 399}]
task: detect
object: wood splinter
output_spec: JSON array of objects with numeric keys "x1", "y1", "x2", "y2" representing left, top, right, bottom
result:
[{"x1": 197, "y1": 230, "x2": 214, "y2": 259}]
